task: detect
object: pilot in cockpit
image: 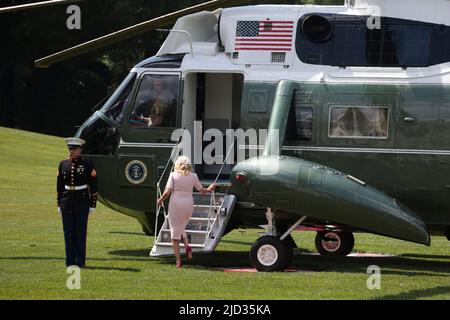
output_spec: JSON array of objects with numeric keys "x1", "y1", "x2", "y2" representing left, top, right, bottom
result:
[{"x1": 138, "y1": 78, "x2": 170, "y2": 127}]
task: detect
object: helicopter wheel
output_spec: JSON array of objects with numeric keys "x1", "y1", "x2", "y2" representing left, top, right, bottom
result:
[
  {"x1": 250, "y1": 236, "x2": 293, "y2": 272},
  {"x1": 315, "y1": 231, "x2": 354, "y2": 256}
]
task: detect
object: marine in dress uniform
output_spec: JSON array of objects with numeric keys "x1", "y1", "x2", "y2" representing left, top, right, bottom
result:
[{"x1": 57, "y1": 138, "x2": 98, "y2": 267}]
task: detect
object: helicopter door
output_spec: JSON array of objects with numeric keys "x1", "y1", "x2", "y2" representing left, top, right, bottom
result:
[
  {"x1": 396, "y1": 85, "x2": 445, "y2": 216},
  {"x1": 116, "y1": 72, "x2": 182, "y2": 211},
  {"x1": 185, "y1": 73, "x2": 243, "y2": 180}
]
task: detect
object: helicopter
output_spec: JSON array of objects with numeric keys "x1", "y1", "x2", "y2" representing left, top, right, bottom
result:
[{"x1": 3, "y1": 0, "x2": 450, "y2": 271}]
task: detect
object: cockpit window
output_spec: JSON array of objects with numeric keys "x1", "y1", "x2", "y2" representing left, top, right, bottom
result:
[
  {"x1": 101, "y1": 73, "x2": 137, "y2": 124},
  {"x1": 77, "y1": 114, "x2": 119, "y2": 155},
  {"x1": 329, "y1": 106, "x2": 389, "y2": 139},
  {"x1": 129, "y1": 73, "x2": 179, "y2": 128}
]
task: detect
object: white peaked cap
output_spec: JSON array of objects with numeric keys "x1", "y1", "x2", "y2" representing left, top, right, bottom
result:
[{"x1": 64, "y1": 137, "x2": 85, "y2": 146}]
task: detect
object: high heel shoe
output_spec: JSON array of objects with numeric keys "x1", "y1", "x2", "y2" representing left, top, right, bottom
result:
[
  {"x1": 185, "y1": 245, "x2": 193, "y2": 261},
  {"x1": 176, "y1": 261, "x2": 182, "y2": 268}
]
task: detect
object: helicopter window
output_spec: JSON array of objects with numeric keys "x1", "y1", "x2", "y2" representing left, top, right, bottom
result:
[
  {"x1": 78, "y1": 114, "x2": 119, "y2": 155},
  {"x1": 295, "y1": 107, "x2": 313, "y2": 141},
  {"x1": 329, "y1": 106, "x2": 389, "y2": 139},
  {"x1": 332, "y1": 23, "x2": 431, "y2": 67},
  {"x1": 129, "y1": 74, "x2": 179, "y2": 128},
  {"x1": 286, "y1": 104, "x2": 313, "y2": 142},
  {"x1": 102, "y1": 73, "x2": 136, "y2": 124},
  {"x1": 248, "y1": 90, "x2": 269, "y2": 113}
]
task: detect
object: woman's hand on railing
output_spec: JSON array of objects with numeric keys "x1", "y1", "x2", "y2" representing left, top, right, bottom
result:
[
  {"x1": 157, "y1": 188, "x2": 172, "y2": 206},
  {"x1": 207, "y1": 183, "x2": 216, "y2": 193}
]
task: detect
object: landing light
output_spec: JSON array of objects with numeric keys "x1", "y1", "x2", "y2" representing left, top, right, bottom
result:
[{"x1": 234, "y1": 172, "x2": 247, "y2": 182}]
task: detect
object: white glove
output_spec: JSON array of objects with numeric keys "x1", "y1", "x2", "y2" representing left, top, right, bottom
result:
[
  {"x1": 58, "y1": 207, "x2": 61, "y2": 214},
  {"x1": 89, "y1": 207, "x2": 95, "y2": 213}
]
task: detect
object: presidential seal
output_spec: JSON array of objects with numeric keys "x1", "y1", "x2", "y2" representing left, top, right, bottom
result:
[{"x1": 125, "y1": 160, "x2": 147, "y2": 184}]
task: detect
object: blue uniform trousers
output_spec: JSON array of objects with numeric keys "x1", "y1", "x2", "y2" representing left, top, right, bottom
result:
[{"x1": 61, "y1": 211, "x2": 89, "y2": 267}]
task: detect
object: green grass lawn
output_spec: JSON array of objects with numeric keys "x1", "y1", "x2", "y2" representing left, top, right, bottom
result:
[{"x1": 0, "y1": 126, "x2": 449, "y2": 300}]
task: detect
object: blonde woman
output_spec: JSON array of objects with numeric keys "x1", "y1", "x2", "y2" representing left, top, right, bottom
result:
[{"x1": 157, "y1": 156, "x2": 216, "y2": 268}]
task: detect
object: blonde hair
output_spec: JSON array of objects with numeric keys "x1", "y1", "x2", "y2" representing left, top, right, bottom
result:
[{"x1": 174, "y1": 155, "x2": 192, "y2": 176}]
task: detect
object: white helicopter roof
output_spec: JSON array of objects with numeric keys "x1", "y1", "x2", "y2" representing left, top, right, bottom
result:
[
  {"x1": 158, "y1": 0, "x2": 450, "y2": 57},
  {"x1": 152, "y1": 0, "x2": 450, "y2": 85}
]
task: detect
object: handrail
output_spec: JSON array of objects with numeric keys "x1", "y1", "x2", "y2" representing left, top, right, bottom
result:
[
  {"x1": 213, "y1": 135, "x2": 237, "y2": 185},
  {"x1": 204, "y1": 197, "x2": 227, "y2": 243},
  {"x1": 205, "y1": 136, "x2": 237, "y2": 235},
  {"x1": 157, "y1": 140, "x2": 183, "y2": 188},
  {"x1": 154, "y1": 141, "x2": 182, "y2": 246}
]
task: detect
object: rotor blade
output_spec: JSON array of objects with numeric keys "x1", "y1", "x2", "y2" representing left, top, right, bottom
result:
[
  {"x1": 0, "y1": 0, "x2": 85, "y2": 14},
  {"x1": 34, "y1": 0, "x2": 252, "y2": 68}
]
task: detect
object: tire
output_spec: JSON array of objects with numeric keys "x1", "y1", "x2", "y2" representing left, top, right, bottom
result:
[
  {"x1": 250, "y1": 236, "x2": 291, "y2": 272},
  {"x1": 315, "y1": 231, "x2": 354, "y2": 256}
]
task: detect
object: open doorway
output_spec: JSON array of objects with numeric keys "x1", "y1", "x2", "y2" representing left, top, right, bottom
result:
[{"x1": 182, "y1": 72, "x2": 244, "y2": 181}]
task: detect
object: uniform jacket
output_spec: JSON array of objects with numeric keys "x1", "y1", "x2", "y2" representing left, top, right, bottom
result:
[{"x1": 57, "y1": 156, "x2": 98, "y2": 214}]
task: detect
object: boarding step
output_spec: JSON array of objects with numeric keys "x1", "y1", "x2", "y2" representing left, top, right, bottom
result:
[
  {"x1": 156, "y1": 229, "x2": 210, "y2": 247},
  {"x1": 193, "y1": 192, "x2": 226, "y2": 206},
  {"x1": 192, "y1": 205, "x2": 227, "y2": 218},
  {"x1": 199, "y1": 179, "x2": 231, "y2": 187},
  {"x1": 150, "y1": 193, "x2": 236, "y2": 257},
  {"x1": 154, "y1": 243, "x2": 205, "y2": 248}
]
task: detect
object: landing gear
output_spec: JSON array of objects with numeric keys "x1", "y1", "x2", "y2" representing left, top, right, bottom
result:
[
  {"x1": 250, "y1": 236, "x2": 293, "y2": 272},
  {"x1": 250, "y1": 211, "x2": 305, "y2": 271},
  {"x1": 315, "y1": 231, "x2": 354, "y2": 256}
]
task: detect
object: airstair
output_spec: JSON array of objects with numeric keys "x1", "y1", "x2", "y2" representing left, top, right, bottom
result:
[{"x1": 150, "y1": 140, "x2": 237, "y2": 257}]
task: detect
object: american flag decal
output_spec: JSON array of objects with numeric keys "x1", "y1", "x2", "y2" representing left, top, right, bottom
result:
[{"x1": 235, "y1": 20, "x2": 294, "y2": 51}]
